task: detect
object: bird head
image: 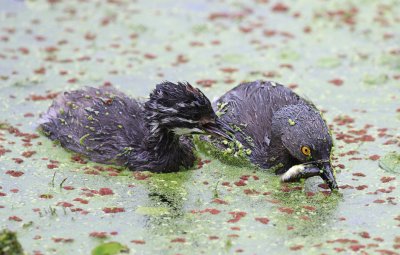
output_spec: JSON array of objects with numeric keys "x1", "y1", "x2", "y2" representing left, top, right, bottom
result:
[
  {"x1": 272, "y1": 104, "x2": 338, "y2": 190},
  {"x1": 145, "y1": 81, "x2": 233, "y2": 140}
]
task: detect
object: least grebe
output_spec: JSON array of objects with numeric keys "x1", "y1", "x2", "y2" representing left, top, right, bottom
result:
[
  {"x1": 208, "y1": 80, "x2": 338, "y2": 190},
  {"x1": 39, "y1": 81, "x2": 232, "y2": 172}
]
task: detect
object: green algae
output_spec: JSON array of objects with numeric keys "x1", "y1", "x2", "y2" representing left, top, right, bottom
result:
[
  {"x1": 0, "y1": 230, "x2": 23, "y2": 255},
  {"x1": 379, "y1": 152, "x2": 400, "y2": 173},
  {"x1": 193, "y1": 135, "x2": 252, "y2": 167},
  {"x1": 363, "y1": 73, "x2": 388, "y2": 85},
  {"x1": 288, "y1": 118, "x2": 296, "y2": 126},
  {"x1": 316, "y1": 57, "x2": 341, "y2": 68},
  {"x1": 79, "y1": 133, "x2": 90, "y2": 145},
  {"x1": 91, "y1": 242, "x2": 129, "y2": 255}
]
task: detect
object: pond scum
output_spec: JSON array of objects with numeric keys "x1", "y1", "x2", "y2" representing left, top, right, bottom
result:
[{"x1": 0, "y1": 230, "x2": 23, "y2": 255}]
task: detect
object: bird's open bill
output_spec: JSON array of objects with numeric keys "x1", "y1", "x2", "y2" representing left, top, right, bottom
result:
[
  {"x1": 281, "y1": 161, "x2": 338, "y2": 191},
  {"x1": 203, "y1": 119, "x2": 235, "y2": 141}
]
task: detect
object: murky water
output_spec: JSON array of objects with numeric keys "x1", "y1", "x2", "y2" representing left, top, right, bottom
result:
[{"x1": 1, "y1": 0, "x2": 399, "y2": 254}]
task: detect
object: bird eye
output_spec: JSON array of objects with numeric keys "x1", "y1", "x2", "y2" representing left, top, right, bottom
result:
[{"x1": 301, "y1": 146, "x2": 311, "y2": 156}]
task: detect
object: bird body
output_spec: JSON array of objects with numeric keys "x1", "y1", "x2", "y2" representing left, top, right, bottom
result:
[
  {"x1": 209, "y1": 80, "x2": 338, "y2": 189},
  {"x1": 39, "y1": 82, "x2": 231, "y2": 172}
]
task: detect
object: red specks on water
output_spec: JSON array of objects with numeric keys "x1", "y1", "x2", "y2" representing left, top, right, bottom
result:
[
  {"x1": 99, "y1": 188, "x2": 114, "y2": 196},
  {"x1": 220, "y1": 67, "x2": 238, "y2": 73},
  {"x1": 212, "y1": 198, "x2": 229, "y2": 205},
  {"x1": 47, "y1": 163, "x2": 58, "y2": 169},
  {"x1": 375, "y1": 249, "x2": 399, "y2": 255},
  {"x1": 172, "y1": 54, "x2": 189, "y2": 66},
  {"x1": 23, "y1": 113, "x2": 34, "y2": 118},
  {"x1": 227, "y1": 211, "x2": 247, "y2": 223},
  {"x1": 255, "y1": 217, "x2": 270, "y2": 224},
  {"x1": 22, "y1": 150, "x2": 36, "y2": 158},
  {"x1": 209, "y1": 236, "x2": 219, "y2": 240},
  {"x1": 84, "y1": 32, "x2": 96, "y2": 41},
  {"x1": 356, "y1": 185, "x2": 368, "y2": 190},
  {"x1": 359, "y1": 135, "x2": 375, "y2": 142},
  {"x1": 340, "y1": 184, "x2": 354, "y2": 189},
  {"x1": 373, "y1": 199, "x2": 385, "y2": 204},
  {"x1": 221, "y1": 181, "x2": 231, "y2": 187},
  {"x1": 318, "y1": 183, "x2": 330, "y2": 190},
  {"x1": 329, "y1": 78, "x2": 344, "y2": 86},
  {"x1": 208, "y1": 9, "x2": 252, "y2": 21},
  {"x1": 290, "y1": 245, "x2": 304, "y2": 251},
  {"x1": 39, "y1": 194, "x2": 53, "y2": 199},
  {"x1": 34, "y1": 67, "x2": 46, "y2": 75},
  {"x1": 349, "y1": 244, "x2": 366, "y2": 252},
  {"x1": 63, "y1": 186, "x2": 75, "y2": 191},
  {"x1": 10, "y1": 189, "x2": 19, "y2": 193},
  {"x1": 131, "y1": 240, "x2": 146, "y2": 244},
  {"x1": 143, "y1": 53, "x2": 157, "y2": 59},
  {"x1": 191, "y1": 208, "x2": 221, "y2": 215},
  {"x1": 327, "y1": 238, "x2": 358, "y2": 244},
  {"x1": 18, "y1": 47, "x2": 30, "y2": 55},
  {"x1": 381, "y1": 177, "x2": 396, "y2": 183},
  {"x1": 73, "y1": 198, "x2": 89, "y2": 204},
  {"x1": 234, "y1": 179, "x2": 247, "y2": 186},
  {"x1": 67, "y1": 78, "x2": 78, "y2": 84},
  {"x1": 353, "y1": 172, "x2": 366, "y2": 177},
  {"x1": 171, "y1": 238, "x2": 186, "y2": 243},
  {"x1": 196, "y1": 79, "x2": 217, "y2": 88},
  {"x1": 8, "y1": 216, "x2": 22, "y2": 222},
  {"x1": 231, "y1": 226, "x2": 241, "y2": 231},
  {"x1": 189, "y1": 41, "x2": 204, "y2": 47},
  {"x1": 57, "y1": 202, "x2": 74, "y2": 207},
  {"x1": 243, "y1": 189, "x2": 260, "y2": 195},
  {"x1": 27, "y1": 92, "x2": 59, "y2": 101},
  {"x1": 271, "y1": 3, "x2": 289, "y2": 13},
  {"x1": 52, "y1": 237, "x2": 74, "y2": 243},
  {"x1": 278, "y1": 207, "x2": 294, "y2": 214},
  {"x1": 71, "y1": 154, "x2": 88, "y2": 164},
  {"x1": 5, "y1": 170, "x2": 24, "y2": 177},
  {"x1": 89, "y1": 232, "x2": 108, "y2": 239},
  {"x1": 333, "y1": 115, "x2": 354, "y2": 126},
  {"x1": 303, "y1": 205, "x2": 316, "y2": 211},
  {"x1": 133, "y1": 172, "x2": 150, "y2": 180},
  {"x1": 374, "y1": 237, "x2": 384, "y2": 242},
  {"x1": 359, "y1": 231, "x2": 371, "y2": 239},
  {"x1": 103, "y1": 207, "x2": 125, "y2": 213}
]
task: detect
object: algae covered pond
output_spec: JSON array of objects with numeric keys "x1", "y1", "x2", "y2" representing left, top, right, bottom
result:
[{"x1": 1, "y1": 0, "x2": 400, "y2": 254}]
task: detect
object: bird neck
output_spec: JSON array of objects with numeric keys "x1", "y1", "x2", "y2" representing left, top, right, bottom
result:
[
  {"x1": 266, "y1": 106, "x2": 299, "y2": 174},
  {"x1": 146, "y1": 119, "x2": 179, "y2": 153}
]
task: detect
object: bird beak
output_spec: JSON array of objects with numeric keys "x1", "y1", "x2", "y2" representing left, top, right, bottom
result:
[
  {"x1": 202, "y1": 119, "x2": 235, "y2": 141},
  {"x1": 319, "y1": 162, "x2": 338, "y2": 191},
  {"x1": 281, "y1": 161, "x2": 338, "y2": 191}
]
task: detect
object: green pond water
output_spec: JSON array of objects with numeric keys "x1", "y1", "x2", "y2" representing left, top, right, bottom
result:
[{"x1": 0, "y1": 0, "x2": 399, "y2": 254}]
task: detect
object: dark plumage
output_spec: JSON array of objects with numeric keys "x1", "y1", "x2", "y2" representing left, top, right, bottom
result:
[
  {"x1": 39, "y1": 82, "x2": 232, "y2": 173},
  {"x1": 209, "y1": 80, "x2": 338, "y2": 190}
]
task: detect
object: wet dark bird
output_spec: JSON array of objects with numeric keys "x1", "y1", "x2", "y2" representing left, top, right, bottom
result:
[
  {"x1": 39, "y1": 81, "x2": 232, "y2": 173},
  {"x1": 209, "y1": 80, "x2": 338, "y2": 190}
]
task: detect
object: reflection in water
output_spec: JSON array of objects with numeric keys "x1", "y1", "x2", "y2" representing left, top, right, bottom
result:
[{"x1": 140, "y1": 171, "x2": 192, "y2": 235}]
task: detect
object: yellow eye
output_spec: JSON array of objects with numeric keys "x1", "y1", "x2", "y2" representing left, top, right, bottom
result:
[{"x1": 301, "y1": 146, "x2": 311, "y2": 156}]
